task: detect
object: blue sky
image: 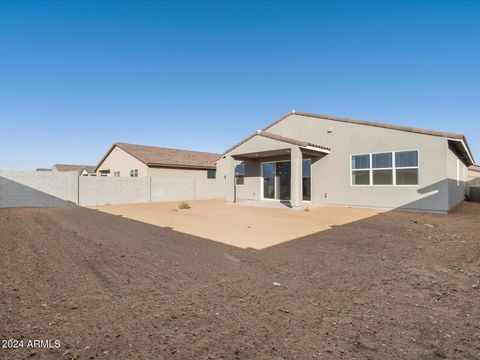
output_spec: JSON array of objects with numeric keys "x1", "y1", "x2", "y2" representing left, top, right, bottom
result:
[{"x1": 1, "y1": 1, "x2": 479, "y2": 169}]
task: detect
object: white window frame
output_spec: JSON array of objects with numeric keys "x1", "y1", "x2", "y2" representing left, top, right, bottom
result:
[
  {"x1": 350, "y1": 149, "x2": 420, "y2": 187},
  {"x1": 130, "y1": 169, "x2": 138, "y2": 177}
]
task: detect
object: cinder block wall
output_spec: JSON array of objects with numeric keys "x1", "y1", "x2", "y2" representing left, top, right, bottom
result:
[
  {"x1": 79, "y1": 177, "x2": 150, "y2": 206},
  {"x1": 0, "y1": 171, "x2": 78, "y2": 208},
  {"x1": 0, "y1": 171, "x2": 221, "y2": 208}
]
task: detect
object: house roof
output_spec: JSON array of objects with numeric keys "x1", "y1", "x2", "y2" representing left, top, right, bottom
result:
[
  {"x1": 53, "y1": 164, "x2": 96, "y2": 173},
  {"x1": 257, "y1": 131, "x2": 331, "y2": 152},
  {"x1": 470, "y1": 165, "x2": 480, "y2": 173},
  {"x1": 222, "y1": 111, "x2": 475, "y2": 165},
  {"x1": 96, "y1": 143, "x2": 220, "y2": 171}
]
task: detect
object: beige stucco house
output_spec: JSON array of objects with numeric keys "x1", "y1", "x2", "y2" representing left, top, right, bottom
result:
[
  {"x1": 468, "y1": 165, "x2": 480, "y2": 187},
  {"x1": 95, "y1": 143, "x2": 219, "y2": 179},
  {"x1": 216, "y1": 111, "x2": 475, "y2": 213}
]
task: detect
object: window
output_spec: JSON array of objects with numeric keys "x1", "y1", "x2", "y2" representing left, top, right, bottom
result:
[
  {"x1": 235, "y1": 162, "x2": 245, "y2": 185},
  {"x1": 372, "y1": 153, "x2": 393, "y2": 185},
  {"x1": 114, "y1": 171, "x2": 120, "y2": 177},
  {"x1": 395, "y1": 151, "x2": 419, "y2": 185},
  {"x1": 207, "y1": 169, "x2": 216, "y2": 179},
  {"x1": 351, "y1": 150, "x2": 419, "y2": 186},
  {"x1": 130, "y1": 169, "x2": 138, "y2": 177},
  {"x1": 303, "y1": 159, "x2": 311, "y2": 201},
  {"x1": 352, "y1": 154, "x2": 370, "y2": 185}
]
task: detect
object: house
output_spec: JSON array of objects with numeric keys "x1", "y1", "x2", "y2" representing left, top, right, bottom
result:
[
  {"x1": 468, "y1": 165, "x2": 480, "y2": 187},
  {"x1": 216, "y1": 111, "x2": 475, "y2": 213},
  {"x1": 95, "y1": 143, "x2": 220, "y2": 179},
  {"x1": 52, "y1": 164, "x2": 96, "y2": 176}
]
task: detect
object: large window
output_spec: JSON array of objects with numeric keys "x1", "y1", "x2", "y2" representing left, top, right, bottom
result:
[
  {"x1": 352, "y1": 150, "x2": 419, "y2": 186},
  {"x1": 235, "y1": 162, "x2": 245, "y2": 185}
]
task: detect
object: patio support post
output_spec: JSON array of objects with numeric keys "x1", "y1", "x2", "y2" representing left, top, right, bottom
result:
[
  {"x1": 225, "y1": 155, "x2": 236, "y2": 203},
  {"x1": 290, "y1": 146, "x2": 302, "y2": 208}
]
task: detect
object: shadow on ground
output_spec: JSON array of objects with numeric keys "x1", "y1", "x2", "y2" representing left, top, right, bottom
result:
[{"x1": 1, "y1": 201, "x2": 479, "y2": 360}]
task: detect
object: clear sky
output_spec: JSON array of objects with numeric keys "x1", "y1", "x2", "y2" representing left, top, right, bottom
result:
[{"x1": 1, "y1": 1, "x2": 479, "y2": 169}]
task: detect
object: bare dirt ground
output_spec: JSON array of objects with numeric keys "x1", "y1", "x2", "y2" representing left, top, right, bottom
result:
[
  {"x1": 91, "y1": 200, "x2": 382, "y2": 249},
  {"x1": 1, "y1": 202, "x2": 479, "y2": 360}
]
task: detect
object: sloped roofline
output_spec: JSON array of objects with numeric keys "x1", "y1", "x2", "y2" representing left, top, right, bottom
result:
[
  {"x1": 95, "y1": 143, "x2": 219, "y2": 172},
  {"x1": 221, "y1": 111, "x2": 475, "y2": 164}
]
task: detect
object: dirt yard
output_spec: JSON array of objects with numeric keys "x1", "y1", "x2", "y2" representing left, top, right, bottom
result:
[
  {"x1": 1, "y1": 202, "x2": 479, "y2": 360},
  {"x1": 90, "y1": 200, "x2": 383, "y2": 249}
]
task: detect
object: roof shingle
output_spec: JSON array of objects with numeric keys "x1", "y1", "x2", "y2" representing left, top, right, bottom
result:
[{"x1": 97, "y1": 143, "x2": 220, "y2": 170}]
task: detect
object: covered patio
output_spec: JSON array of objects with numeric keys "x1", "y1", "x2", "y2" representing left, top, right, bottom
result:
[{"x1": 221, "y1": 131, "x2": 330, "y2": 208}]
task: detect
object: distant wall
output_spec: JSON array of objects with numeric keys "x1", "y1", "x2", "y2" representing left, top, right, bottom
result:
[
  {"x1": 0, "y1": 171, "x2": 220, "y2": 208},
  {"x1": 0, "y1": 171, "x2": 78, "y2": 208},
  {"x1": 79, "y1": 177, "x2": 150, "y2": 206}
]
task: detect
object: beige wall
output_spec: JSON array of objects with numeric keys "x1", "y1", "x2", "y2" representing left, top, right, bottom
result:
[
  {"x1": 97, "y1": 146, "x2": 148, "y2": 177},
  {"x1": 447, "y1": 147, "x2": 468, "y2": 209},
  {"x1": 468, "y1": 169, "x2": 480, "y2": 187},
  {"x1": 97, "y1": 145, "x2": 215, "y2": 179},
  {"x1": 218, "y1": 114, "x2": 469, "y2": 213}
]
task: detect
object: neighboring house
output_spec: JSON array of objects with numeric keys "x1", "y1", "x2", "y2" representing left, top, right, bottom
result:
[
  {"x1": 36, "y1": 168, "x2": 52, "y2": 172},
  {"x1": 95, "y1": 142, "x2": 219, "y2": 179},
  {"x1": 52, "y1": 164, "x2": 96, "y2": 176},
  {"x1": 468, "y1": 165, "x2": 480, "y2": 187},
  {"x1": 216, "y1": 111, "x2": 475, "y2": 213}
]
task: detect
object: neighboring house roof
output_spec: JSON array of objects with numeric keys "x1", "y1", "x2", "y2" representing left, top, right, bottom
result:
[
  {"x1": 53, "y1": 164, "x2": 96, "y2": 174},
  {"x1": 36, "y1": 168, "x2": 52, "y2": 171},
  {"x1": 469, "y1": 165, "x2": 480, "y2": 173},
  {"x1": 95, "y1": 143, "x2": 220, "y2": 171},
  {"x1": 221, "y1": 111, "x2": 475, "y2": 165}
]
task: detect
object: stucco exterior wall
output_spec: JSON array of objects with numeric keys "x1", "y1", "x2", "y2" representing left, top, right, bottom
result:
[
  {"x1": 219, "y1": 114, "x2": 466, "y2": 213},
  {"x1": 468, "y1": 169, "x2": 480, "y2": 187},
  {"x1": 446, "y1": 147, "x2": 467, "y2": 209},
  {"x1": 96, "y1": 146, "x2": 148, "y2": 177}
]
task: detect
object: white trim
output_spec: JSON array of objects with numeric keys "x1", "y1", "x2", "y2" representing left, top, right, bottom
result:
[
  {"x1": 299, "y1": 145, "x2": 330, "y2": 154},
  {"x1": 457, "y1": 159, "x2": 460, "y2": 186},
  {"x1": 448, "y1": 138, "x2": 474, "y2": 165}
]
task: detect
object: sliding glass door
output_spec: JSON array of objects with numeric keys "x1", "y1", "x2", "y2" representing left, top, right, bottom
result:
[
  {"x1": 262, "y1": 161, "x2": 291, "y2": 200},
  {"x1": 262, "y1": 163, "x2": 275, "y2": 199}
]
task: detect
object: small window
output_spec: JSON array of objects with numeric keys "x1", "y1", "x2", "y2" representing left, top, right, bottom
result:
[
  {"x1": 114, "y1": 171, "x2": 120, "y2": 177},
  {"x1": 352, "y1": 154, "x2": 370, "y2": 185},
  {"x1": 395, "y1": 150, "x2": 419, "y2": 185},
  {"x1": 372, "y1": 153, "x2": 393, "y2": 185},
  {"x1": 235, "y1": 162, "x2": 245, "y2": 185},
  {"x1": 352, "y1": 154, "x2": 370, "y2": 170},
  {"x1": 130, "y1": 169, "x2": 138, "y2": 177},
  {"x1": 352, "y1": 170, "x2": 370, "y2": 185},
  {"x1": 207, "y1": 169, "x2": 216, "y2": 179},
  {"x1": 396, "y1": 168, "x2": 418, "y2": 185},
  {"x1": 395, "y1": 151, "x2": 418, "y2": 168}
]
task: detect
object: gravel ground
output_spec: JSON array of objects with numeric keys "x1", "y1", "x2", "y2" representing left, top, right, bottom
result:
[{"x1": 1, "y1": 202, "x2": 479, "y2": 360}]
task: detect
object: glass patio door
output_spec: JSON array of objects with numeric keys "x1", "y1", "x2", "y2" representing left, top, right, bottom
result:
[
  {"x1": 262, "y1": 163, "x2": 275, "y2": 199},
  {"x1": 262, "y1": 161, "x2": 291, "y2": 200},
  {"x1": 276, "y1": 161, "x2": 291, "y2": 200}
]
